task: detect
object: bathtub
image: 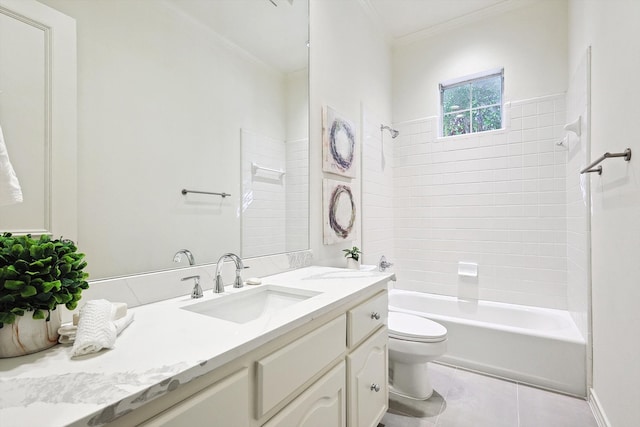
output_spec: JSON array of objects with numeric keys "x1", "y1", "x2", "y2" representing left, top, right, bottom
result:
[{"x1": 388, "y1": 289, "x2": 587, "y2": 396}]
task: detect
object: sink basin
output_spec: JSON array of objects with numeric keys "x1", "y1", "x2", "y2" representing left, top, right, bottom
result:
[{"x1": 181, "y1": 285, "x2": 321, "y2": 324}]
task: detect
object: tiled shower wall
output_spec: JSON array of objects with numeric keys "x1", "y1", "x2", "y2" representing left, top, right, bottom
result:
[
  {"x1": 285, "y1": 137, "x2": 309, "y2": 252},
  {"x1": 392, "y1": 94, "x2": 570, "y2": 309},
  {"x1": 362, "y1": 107, "x2": 395, "y2": 267},
  {"x1": 241, "y1": 129, "x2": 286, "y2": 258}
]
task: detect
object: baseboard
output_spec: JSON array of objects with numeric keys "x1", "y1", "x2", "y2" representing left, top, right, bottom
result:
[{"x1": 589, "y1": 388, "x2": 612, "y2": 427}]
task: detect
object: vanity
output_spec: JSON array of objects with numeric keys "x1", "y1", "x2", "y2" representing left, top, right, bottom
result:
[{"x1": 0, "y1": 266, "x2": 393, "y2": 427}]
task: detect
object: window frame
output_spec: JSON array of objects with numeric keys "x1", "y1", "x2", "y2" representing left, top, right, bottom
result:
[{"x1": 439, "y1": 68, "x2": 504, "y2": 138}]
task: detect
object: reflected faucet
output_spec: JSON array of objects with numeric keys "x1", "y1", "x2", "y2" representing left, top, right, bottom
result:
[
  {"x1": 173, "y1": 249, "x2": 195, "y2": 266},
  {"x1": 214, "y1": 253, "x2": 245, "y2": 293}
]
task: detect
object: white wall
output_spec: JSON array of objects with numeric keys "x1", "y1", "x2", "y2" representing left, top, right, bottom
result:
[
  {"x1": 390, "y1": 1, "x2": 570, "y2": 309},
  {"x1": 309, "y1": 0, "x2": 392, "y2": 265},
  {"x1": 565, "y1": 49, "x2": 590, "y2": 341},
  {"x1": 569, "y1": 0, "x2": 640, "y2": 425},
  {"x1": 393, "y1": 0, "x2": 568, "y2": 122}
]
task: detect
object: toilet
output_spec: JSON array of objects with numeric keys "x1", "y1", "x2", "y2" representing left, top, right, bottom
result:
[{"x1": 388, "y1": 311, "x2": 448, "y2": 400}]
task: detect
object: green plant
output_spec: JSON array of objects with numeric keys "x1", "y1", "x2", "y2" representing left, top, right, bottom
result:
[
  {"x1": 0, "y1": 233, "x2": 89, "y2": 328},
  {"x1": 342, "y1": 246, "x2": 361, "y2": 262}
]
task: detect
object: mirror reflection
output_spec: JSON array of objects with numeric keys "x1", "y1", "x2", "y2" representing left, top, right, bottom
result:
[{"x1": 11, "y1": 0, "x2": 309, "y2": 279}]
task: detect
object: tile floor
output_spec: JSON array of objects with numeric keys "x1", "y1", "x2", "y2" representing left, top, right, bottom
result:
[{"x1": 380, "y1": 363, "x2": 598, "y2": 427}]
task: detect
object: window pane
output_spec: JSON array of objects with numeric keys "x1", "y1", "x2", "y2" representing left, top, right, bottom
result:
[
  {"x1": 471, "y1": 75, "x2": 501, "y2": 108},
  {"x1": 442, "y1": 84, "x2": 470, "y2": 113},
  {"x1": 472, "y1": 106, "x2": 502, "y2": 132},
  {"x1": 443, "y1": 112, "x2": 470, "y2": 136}
]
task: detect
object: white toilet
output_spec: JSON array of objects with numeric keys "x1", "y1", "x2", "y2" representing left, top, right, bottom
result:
[{"x1": 388, "y1": 311, "x2": 448, "y2": 400}]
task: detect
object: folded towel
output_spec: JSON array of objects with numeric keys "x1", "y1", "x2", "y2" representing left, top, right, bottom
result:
[
  {"x1": 0, "y1": 124, "x2": 23, "y2": 206},
  {"x1": 59, "y1": 301, "x2": 129, "y2": 344},
  {"x1": 113, "y1": 312, "x2": 135, "y2": 335},
  {"x1": 70, "y1": 300, "x2": 135, "y2": 358}
]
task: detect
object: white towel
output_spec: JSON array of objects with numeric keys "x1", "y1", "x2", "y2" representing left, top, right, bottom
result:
[
  {"x1": 59, "y1": 302, "x2": 130, "y2": 344},
  {"x1": 0, "y1": 124, "x2": 23, "y2": 206},
  {"x1": 70, "y1": 300, "x2": 135, "y2": 358}
]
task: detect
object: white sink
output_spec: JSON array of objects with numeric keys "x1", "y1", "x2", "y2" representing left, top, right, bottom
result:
[{"x1": 181, "y1": 285, "x2": 321, "y2": 324}]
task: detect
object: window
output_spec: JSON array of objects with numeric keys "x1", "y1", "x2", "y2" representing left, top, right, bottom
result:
[{"x1": 440, "y1": 69, "x2": 503, "y2": 137}]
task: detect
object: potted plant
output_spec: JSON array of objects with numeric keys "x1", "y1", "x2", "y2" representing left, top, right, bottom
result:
[
  {"x1": 342, "y1": 246, "x2": 361, "y2": 270},
  {"x1": 0, "y1": 233, "x2": 89, "y2": 357}
]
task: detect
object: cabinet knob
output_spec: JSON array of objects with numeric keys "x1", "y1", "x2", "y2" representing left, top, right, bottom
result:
[
  {"x1": 370, "y1": 383, "x2": 381, "y2": 392},
  {"x1": 370, "y1": 312, "x2": 381, "y2": 320}
]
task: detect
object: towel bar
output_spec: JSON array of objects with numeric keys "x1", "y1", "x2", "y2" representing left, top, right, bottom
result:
[
  {"x1": 181, "y1": 189, "x2": 231, "y2": 198},
  {"x1": 580, "y1": 148, "x2": 631, "y2": 175},
  {"x1": 251, "y1": 162, "x2": 285, "y2": 176}
]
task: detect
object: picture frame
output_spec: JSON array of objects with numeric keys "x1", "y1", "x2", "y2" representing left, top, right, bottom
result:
[
  {"x1": 322, "y1": 106, "x2": 357, "y2": 178},
  {"x1": 323, "y1": 178, "x2": 358, "y2": 244}
]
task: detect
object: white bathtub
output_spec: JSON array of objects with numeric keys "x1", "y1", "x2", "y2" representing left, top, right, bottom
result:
[{"x1": 389, "y1": 289, "x2": 587, "y2": 396}]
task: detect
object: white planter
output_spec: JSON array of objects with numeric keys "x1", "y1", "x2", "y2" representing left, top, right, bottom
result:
[
  {"x1": 0, "y1": 309, "x2": 60, "y2": 358},
  {"x1": 346, "y1": 258, "x2": 360, "y2": 270}
]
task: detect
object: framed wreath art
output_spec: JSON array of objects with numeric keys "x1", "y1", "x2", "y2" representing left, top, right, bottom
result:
[
  {"x1": 322, "y1": 106, "x2": 357, "y2": 178},
  {"x1": 323, "y1": 179, "x2": 358, "y2": 244}
]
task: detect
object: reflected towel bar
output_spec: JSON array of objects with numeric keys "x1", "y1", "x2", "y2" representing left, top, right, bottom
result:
[
  {"x1": 251, "y1": 162, "x2": 285, "y2": 176},
  {"x1": 181, "y1": 189, "x2": 231, "y2": 198},
  {"x1": 580, "y1": 148, "x2": 632, "y2": 175}
]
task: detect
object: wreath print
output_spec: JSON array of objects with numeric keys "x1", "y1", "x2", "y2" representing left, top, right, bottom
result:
[
  {"x1": 329, "y1": 118, "x2": 355, "y2": 172},
  {"x1": 328, "y1": 184, "x2": 356, "y2": 239}
]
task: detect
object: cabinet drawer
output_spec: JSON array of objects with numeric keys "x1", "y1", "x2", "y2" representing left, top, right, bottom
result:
[
  {"x1": 347, "y1": 292, "x2": 387, "y2": 348},
  {"x1": 256, "y1": 315, "x2": 347, "y2": 418},
  {"x1": 263, "y1": 361, "x2": 346, "y2": 427},
  {"x1": 140, "y1": 368, "x2": 249, "y2": 427},
  {"x1": 347, "y1": 327, "x2": 388, "y2": 427}
]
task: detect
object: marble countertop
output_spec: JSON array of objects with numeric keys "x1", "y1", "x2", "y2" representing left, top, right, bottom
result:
[{"x1": 0, "y1": 266, "x2": 394, "y2": 427}]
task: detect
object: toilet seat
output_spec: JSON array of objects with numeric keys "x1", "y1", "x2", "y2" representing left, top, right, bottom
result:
[{"x1": 388, "y1": 311, "x2": 447, "y2": 343}]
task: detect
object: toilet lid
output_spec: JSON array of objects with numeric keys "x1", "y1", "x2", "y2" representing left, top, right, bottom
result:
[{"x1": 388, "y1": 311, "x2": 447, "y2": 343}]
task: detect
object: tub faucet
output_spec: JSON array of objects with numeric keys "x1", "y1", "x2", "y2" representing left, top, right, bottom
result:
[
  {"x1": 379, "y1": 255, "x2": 393, "y2": 272},
  {"x1": 214, "y1": 253, "x2": 245, "y2": 293},
  {"x1": 173, "y1": 249, "x2": 195, "y2": 266}
]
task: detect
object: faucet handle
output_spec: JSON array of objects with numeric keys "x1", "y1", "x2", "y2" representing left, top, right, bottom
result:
[
  {"x1": 181, "y1": 275, "x2": 203, "y2": 299},
  {"x1": 378, "y1": 255, "x2": 394, "y2": 272}
]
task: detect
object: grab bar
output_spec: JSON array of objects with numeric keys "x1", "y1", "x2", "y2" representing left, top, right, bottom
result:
[
  {"x1": 251, "y1": 162, "x2": 285, "y2": 176},
  {"x1": 580, "y1": 148, "x2": 631, "y2": 175},
  {"x1": 181, "y1": 189, "x2": 231, "y2": 198}
]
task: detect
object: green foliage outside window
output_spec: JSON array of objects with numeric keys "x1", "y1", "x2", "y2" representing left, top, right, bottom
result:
[{"x1": 441, "y1": 72, "x2": 503, "y2": 137}]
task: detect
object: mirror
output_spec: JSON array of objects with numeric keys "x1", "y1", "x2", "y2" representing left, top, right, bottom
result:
[{"x1": 3, "y1": 0, "x2": 309, "y2": 279}]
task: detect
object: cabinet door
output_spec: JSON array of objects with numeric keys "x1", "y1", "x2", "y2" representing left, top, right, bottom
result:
[
  {"x1": 140, "y1": 368, "x2": 249, "y2": 427},
  {"x1": 347, "y1": 328, "x2": 388, "y2": 427},
  {"x1": 256, "y1": 314, "x2": 346, "y2": 418},
  {"x1": 263, "y1": 362, "x2": 346, "y2": 427}
]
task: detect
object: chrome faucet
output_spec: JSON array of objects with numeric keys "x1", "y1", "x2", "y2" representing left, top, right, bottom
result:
[
  {"x1": 214, "y1": 253, "x2": 245, "y2": 293},
  {"x1": 181, "y1": 275, "x2": 203, "y2": 299},
  {"x1": 173, "y1": 249, "x2": 195, "y2": 266},
  {"x1": 378, "y1": 255, "x2": 393, "y2": 272}
]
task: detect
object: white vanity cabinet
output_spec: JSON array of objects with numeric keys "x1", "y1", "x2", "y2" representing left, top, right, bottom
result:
[
  {"x1": 347, "y1": 328, "x2": 388, "y2": 427},
  {"x1": 140, "y1": 368, "x2": 250, "y2": 427},
  {"x1": 106, "y1": 288, "x2": 389, "y2": 427},
  {"x1": 346, "y1": 292, "x2": 389, "y2": 427},
  {"x1": 263, "y1": 362, "x2": 346, "y2": 427}
]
